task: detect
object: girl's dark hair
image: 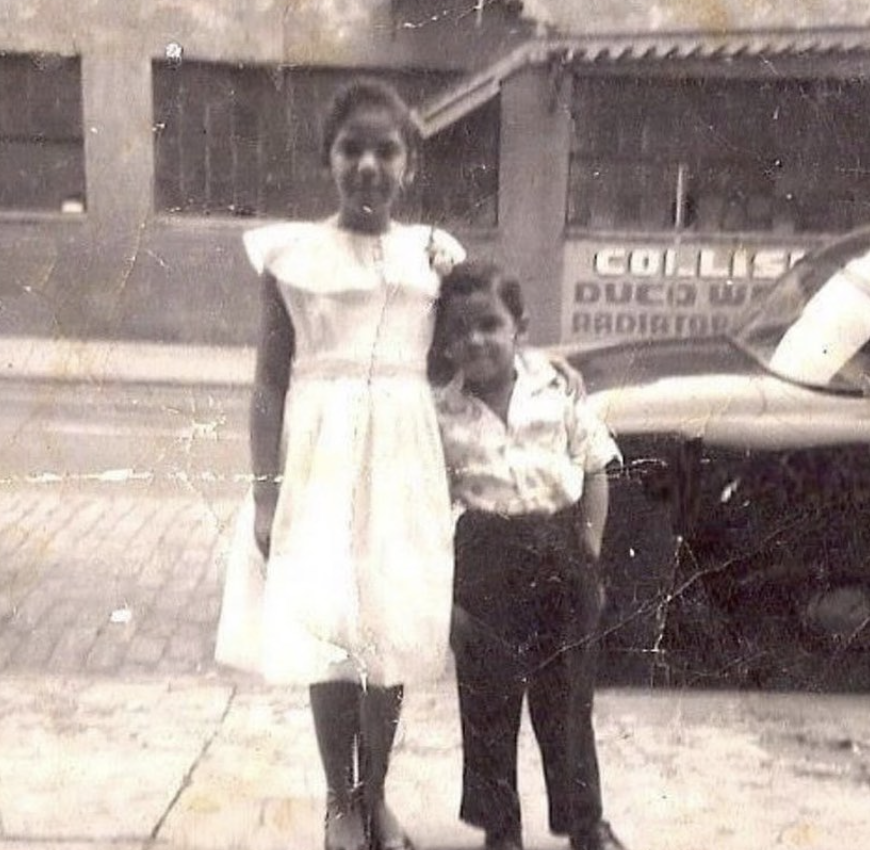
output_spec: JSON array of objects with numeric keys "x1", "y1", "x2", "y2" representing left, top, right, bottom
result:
[
  {"x1": 428, "y1": 260, "x2": 527, "y2": 384},
  {"x1": 439, "y1": 260, "x2": 526, "y2": 324},
  {"x1": 321, "y1": 77, "x2": 421, "y2": 166}
]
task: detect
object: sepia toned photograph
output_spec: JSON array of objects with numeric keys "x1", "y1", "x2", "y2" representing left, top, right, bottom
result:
[{"x1": 1, "y1": 2, "x2": 869, "y2": 849}]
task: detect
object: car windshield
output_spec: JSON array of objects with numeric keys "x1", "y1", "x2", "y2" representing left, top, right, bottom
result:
[{"x1": 732, "y1": 238, "x2": 870, "y2": 394}]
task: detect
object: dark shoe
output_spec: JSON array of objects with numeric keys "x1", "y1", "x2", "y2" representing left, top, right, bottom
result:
[
  {"x1": 309, "y1": 682, "x2": 366, "y2": 850},
  {"x1": 369, "y1": 800, "x2": 415, "y2": 850},
  {"x1": 485, "y1": 830, "x2": 524, "y2": 850},
  {"x1": 570, "y1": 821, "x2": 627, "y2": 850},
  {"x1": 360, "y1": 687, "x2": 411, "y2": 850}
]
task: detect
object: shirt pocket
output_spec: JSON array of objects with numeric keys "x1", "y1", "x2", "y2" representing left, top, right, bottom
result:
[{"x1": 513, "y1": 394, "x2": 569, "y2": 452}]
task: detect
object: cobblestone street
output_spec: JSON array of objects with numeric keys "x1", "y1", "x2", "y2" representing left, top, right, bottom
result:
[{"x1": 0, "y1": 484, "x2": 242, "y2": 677}]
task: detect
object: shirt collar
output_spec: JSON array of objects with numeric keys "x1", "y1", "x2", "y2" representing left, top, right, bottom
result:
[
  {"x1": 444, "y1": 349, "x2": 559, "y2": 402},
  {"x1": 514, "y1": 349, "x2": 560, "y2": 395}
]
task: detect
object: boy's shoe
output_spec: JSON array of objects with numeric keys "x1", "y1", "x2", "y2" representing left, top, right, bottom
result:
[
  {"x1": 569, "y1": 820, "x2": 627, "y2": 850},
  {"x1": 485, "y1": 829, "x2": 524, "y2": 850},
  {"x1": 484, "y1": 838, "x2": 523, "y2": 850}
]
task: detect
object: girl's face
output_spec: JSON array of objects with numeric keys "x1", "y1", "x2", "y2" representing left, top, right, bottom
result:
[
  {"x1": 330, "y1": 105, "x2": 410, "y2": 233},
  {"x1": 444, "y1": 290, "x2": 523, "y2": 391}
]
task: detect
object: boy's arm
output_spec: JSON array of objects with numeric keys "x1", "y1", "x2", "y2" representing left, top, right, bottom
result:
[
  {"x1": 563, "y1": 379, "x2": 620, "y2": 561},
  {"x1": 579, "y1": 469, "x2": 609, "y2": 561},
  {"x1": 250, "y1": 273, "x2": 294, "y2": 558}
]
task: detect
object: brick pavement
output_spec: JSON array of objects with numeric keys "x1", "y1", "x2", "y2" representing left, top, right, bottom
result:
[{"x1": 0, "y1": 483, "x2": 243, "y2": 677}]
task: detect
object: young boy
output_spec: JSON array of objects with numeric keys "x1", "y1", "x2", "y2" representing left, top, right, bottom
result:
[{"x1": 433, "y1": 261, "x2": 627, "y2": 850}]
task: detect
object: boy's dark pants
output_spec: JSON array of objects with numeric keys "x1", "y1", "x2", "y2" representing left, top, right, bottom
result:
[{"x1": 452, "y1": 507, "x2": 604, "y2": 843}]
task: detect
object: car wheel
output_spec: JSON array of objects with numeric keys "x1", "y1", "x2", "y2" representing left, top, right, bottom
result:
[{"x1": 803, "y1": 584, "x2": 870, "y2": 649}]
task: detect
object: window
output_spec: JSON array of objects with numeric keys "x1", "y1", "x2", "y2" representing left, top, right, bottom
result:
[
  {"x1": 153, "y1": 62, "x2": 497, "y2": 227},
  {"x1": 0, "y1": 53, "x2": 85, "y2": 213},
  {"x1": 418, "y1": 97, "x2": 500, "y2": 228},
  {"x1": 568, "y1": 75, "x2": 870, "y2": 235}
]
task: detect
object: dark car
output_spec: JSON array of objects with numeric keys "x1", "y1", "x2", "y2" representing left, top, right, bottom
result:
[{"x1": 566, "y1": 227, "x2": 870, "y2": 690}]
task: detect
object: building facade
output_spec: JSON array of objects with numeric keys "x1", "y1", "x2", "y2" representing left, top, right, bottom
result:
[
  {"x1": 2, "y1": 1, "x2": 870, "y2": 347},
  {"x1": 0, "y1": 0, "x2": 530, "y2": 344}
]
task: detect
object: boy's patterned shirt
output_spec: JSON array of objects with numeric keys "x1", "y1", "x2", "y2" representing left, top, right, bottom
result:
[{"x1": 434, "y1": 349, "x2": 620, "y2": 516}]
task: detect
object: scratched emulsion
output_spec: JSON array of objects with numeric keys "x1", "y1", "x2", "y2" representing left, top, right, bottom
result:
[{"x1": 3, "y1": 2, "x2": 870, "y2": 849}]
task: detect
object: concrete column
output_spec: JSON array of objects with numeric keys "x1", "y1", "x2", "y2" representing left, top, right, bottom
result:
[
  {"x1": 497, "y1": 64, "x2": 572, "y2": 344},
  {"x1": 81, "y1": 49, "x2": 154, "y2": 229},
  {"x1": 56, "y1": 49, "x2": 157, "y2": 336}
]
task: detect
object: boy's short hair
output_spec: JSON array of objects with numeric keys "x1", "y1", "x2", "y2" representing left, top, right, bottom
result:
[
  {"x1": 438, "y1": 260, "x2": 526, "y2": 324},
  {"x1": 429, "y1": 260, "x2": 527, "y2": 384},
  {"x1": 321, "y1": 77, "x2": 421, "y2": 166}
]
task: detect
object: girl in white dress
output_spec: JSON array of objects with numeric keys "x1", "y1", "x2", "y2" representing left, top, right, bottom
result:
[{"x1": 214, "y1": 79, "x2": 464, "y2": 850}]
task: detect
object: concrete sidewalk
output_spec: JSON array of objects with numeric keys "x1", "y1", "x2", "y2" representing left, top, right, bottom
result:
[{"x1": 1, "y1": 676, "x2": 869, "y2": 850}]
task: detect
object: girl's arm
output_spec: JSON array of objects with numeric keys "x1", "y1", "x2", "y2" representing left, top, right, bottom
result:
[
  {"x1": 251, "y1": 273, "x2": 294, "y2": 559},
  {"x1": 579, "y1": 470, "x2": 609, "y2": 561},
  {"x1": 549, "y1": 353, "x2": 586, "y2": 398}
]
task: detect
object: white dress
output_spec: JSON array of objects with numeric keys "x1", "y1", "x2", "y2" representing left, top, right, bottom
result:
[{"x1": 215, "y1": 216, "x2": 465, "y2": 686}]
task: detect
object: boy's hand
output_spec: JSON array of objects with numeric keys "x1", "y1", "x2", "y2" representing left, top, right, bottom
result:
[{"x1": 449, "y1": 604, "x2": 472, "y2": 655}]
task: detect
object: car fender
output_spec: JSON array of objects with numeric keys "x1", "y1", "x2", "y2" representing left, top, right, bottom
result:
[{"x1": 589, "y1": 374, "x2": 870, "y2": 450}]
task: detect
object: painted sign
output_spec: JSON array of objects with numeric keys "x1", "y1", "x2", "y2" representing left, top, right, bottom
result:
[{"x1": 562, "y1": 239, "x2": 814, "y2": 345}]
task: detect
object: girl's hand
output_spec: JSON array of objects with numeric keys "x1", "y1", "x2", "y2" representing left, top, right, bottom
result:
[
  {"x1": 426, "y1": 227, "x2": 460, "y2": 277},
  {"x1": 253, "y1": 500, "x2": 276, "y2": 562},
  {"x1": 550, "y1": 354, "x2": 586, "y2": 398}
]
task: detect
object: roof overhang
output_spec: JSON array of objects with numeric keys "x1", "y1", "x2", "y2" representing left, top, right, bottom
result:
[{"x1": 414, "y1": 26, "x2": 870, "y2": 137}]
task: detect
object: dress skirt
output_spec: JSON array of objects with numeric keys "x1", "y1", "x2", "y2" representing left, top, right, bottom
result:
[{"x1": 215, "y1": 369, "x2": 455, "y2": 687}]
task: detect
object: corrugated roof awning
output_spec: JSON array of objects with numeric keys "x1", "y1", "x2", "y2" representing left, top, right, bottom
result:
[
  {"x1": 571, "y1": 26, "x2": 870, "y2": 62},
  {"x1": 414, "y1": 26, "x2": 870, "y2": 137}
]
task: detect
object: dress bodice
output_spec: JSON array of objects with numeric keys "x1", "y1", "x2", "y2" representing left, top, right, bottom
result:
[
  {"x1": 243, "y1": 217, "x2": 465, "y2": 378},
  {"x1": 284, "y1": 285, "x2": 434, "y2": 378}
]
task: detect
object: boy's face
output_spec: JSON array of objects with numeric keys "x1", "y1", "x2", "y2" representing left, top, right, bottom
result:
[{"x1": 443, "y1": 291, "x2": 522, "y2": 390}]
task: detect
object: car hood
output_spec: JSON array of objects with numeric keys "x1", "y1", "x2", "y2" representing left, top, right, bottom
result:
[
  {"x1": 571, "y1": 336, "x2": 761, "y2": 392},
  {"x1": 572, "y1": 338, "x2": 870, "y2": 450}
]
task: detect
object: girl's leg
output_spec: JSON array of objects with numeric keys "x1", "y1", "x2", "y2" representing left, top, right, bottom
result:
[
  {"x1": 309, "y1": 680, "x2": 368, "y2": 850},
  {"x1": 360, "y1": 683, "x2": 412, "y2": 850}
]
